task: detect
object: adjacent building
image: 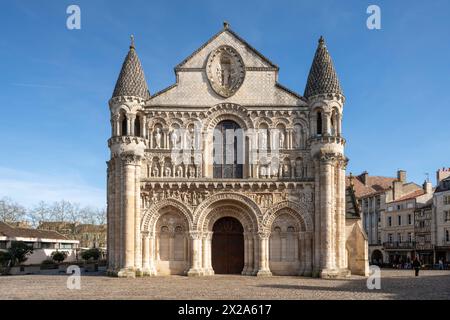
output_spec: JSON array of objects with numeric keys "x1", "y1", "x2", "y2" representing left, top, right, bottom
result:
[
  {"x1": 433, "y1": 168, "x2": 450, "y2": 263},
  {"x1": 0, "y1": 222, "x2": 79, "y2": 265},
  {"x1": 382, "y1": 182, "x2": 433, "y2": 264},
  {"x1": 38, "y1": 222, "x2": 106, "y2": 249}
]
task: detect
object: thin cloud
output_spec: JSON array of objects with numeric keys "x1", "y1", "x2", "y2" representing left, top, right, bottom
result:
[
  {"x1": 0, "y1": 167, "x2": 105, "y2": 208},
  {"x1": 11, "y1": 83, "x2": 64, "y2": 89}
]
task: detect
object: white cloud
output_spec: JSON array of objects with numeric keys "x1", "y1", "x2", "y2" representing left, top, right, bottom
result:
[{"x1": 0, "y1": 167, "x2": 105, "y2": 208}]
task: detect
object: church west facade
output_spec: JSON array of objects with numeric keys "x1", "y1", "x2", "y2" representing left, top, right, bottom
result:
[{"x1": 106, "y1": 23, "x2": 368, "y2": 278}]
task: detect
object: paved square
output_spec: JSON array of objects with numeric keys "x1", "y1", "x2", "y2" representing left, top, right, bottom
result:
[{"x1": 0, "y1": 270, "x2": 449, "y2": 300}]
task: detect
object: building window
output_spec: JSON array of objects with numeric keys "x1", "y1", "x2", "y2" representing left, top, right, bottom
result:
[
  {"x1": 121, "y1": 115, "x2": 127, "y2": 136},
  {"x1": 444, "y1": 211, "x2": 450, "y2": 222},
  {"x1": 387, "y1": 216, "x2": 392, "y2": 227},
  {"x1": 213, "y1": 120, "x2": 243, "y2": 179},
  {"x1": 60, "y1": 243, "x2": 73, "y2": 249},
  {"x1": 0, "y1": 241, "x2": 7, "y2": 249},
  {"x1": 316, "y1": 111, "x2": 322, "y2": 135},
  {"x1": 444, "y1": 196, "x2": 450, "y2": 205},
  {"x1": 398, "y1": 215, "x2": 402, "y2": 226},
  {"x1": 446, "y1": 230, "x2": 450, "y2": 242},
  {"x1": 134, "y1": 115, "x2": 141, "y2": 137},
  {"x1": 408, "y1": 214, "x2": 412, "y2": 225},
  {"x1": 388, "y1": 234, "x2": 393, "y2": 243},
  {"x1": 407, "y1": 232, "x2": 412, "y2": 243},
  {"x1": 397, "y1": 233, "x2": 402, "y2": 243}
]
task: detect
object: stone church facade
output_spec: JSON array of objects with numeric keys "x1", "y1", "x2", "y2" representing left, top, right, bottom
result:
[{"x1": 106, "y1": 23, "x2": 368, "y2": 278}]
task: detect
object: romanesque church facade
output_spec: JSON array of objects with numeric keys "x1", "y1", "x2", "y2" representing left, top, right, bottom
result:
[{"x1": 106, "y1": 23, "x2": 368, "y2": 278}]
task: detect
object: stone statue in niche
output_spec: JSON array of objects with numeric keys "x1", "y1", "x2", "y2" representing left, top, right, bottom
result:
[
  {"x1": 155, "y1": 127, "x2": 162, "y2": 149},
  {"x1": 152, "y1": 166, "x2": 159, "y2": 177},
  {"x1": 176, "y1": 165, "x2": 183, "y2": 177},
  {"x1": 279, "y1": 131, "x2": 285, "y2": 149},
  {"x1": 260, "y1": 132, "x2": 267, "y2": 150},
  {"x1": 188, "y1": 165, "x2": 195, "y2": 178},
  {"x1": 283, "y1": 163, "x2": 290, "y2": 177},
  {"x1": 171, "y1": 130, "x2": 178, "y2": 149},
  {"x1": 165, "y1": 166, "x2": 171, "y2": 177},
  {"x1": 293, "y1": 125, "x2": 302, "y2": 149}
]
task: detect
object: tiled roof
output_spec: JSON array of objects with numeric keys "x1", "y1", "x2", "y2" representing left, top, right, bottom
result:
[
  {"x1": 346, "y1": 175, "x2": 396, "y2": 198},
  {"x1": 388, "y1": 189, "x2": 425, "y2": 203},
  {"x1": 304, "y1": 36, "x2": 343, "y2": 98},
  {"x1": 112, "y1": 39, "x2": 150, "y2": 99},
  {"x1": 0, "y1": 222, "x2": 68, "y2": 240}
]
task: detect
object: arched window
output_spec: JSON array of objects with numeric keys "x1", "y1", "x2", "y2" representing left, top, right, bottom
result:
[
  {"x1": 121, "y1": 115, "x2": 128, "y2": 136},
  {"x1": 134, "y1": 115, "x2": 141, "y2": 137},
  {"x1": 316, "y1": 111, "x2": 322, "y2": 135},
  {"x1": 213, "y1": 120, "x2": 243, "y2": 178}
]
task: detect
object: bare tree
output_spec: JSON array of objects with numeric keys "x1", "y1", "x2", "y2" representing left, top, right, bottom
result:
[
  {"x1": 94, "y1": 208, "x2": 106, "y2": 225},
  {"x1": 50, "y1": 200, "x2": 72, "y2": 222},
  {"x1": 0, "y1": 197, "x2": 26, "y2": 224},
  {"x1": 28, "y1": 201, "x2": 51, "y2": 227}
]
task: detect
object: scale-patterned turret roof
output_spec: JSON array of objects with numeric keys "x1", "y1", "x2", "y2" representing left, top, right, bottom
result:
[
  {"x1": 112, "y1": 36, "x2": 150, "y2": 99},
  {"x1": 304, "y1": 36, "x2": 343, "y2": 98}
]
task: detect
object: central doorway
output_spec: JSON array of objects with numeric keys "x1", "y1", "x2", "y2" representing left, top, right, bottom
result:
[{"x1": 211, "y1": 217, "x2": 244, "y2": 274}]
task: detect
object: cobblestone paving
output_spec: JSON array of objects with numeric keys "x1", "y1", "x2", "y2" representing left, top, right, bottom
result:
[{"x1": 0, "y1": 270, "x2": 449, "y2": 300}]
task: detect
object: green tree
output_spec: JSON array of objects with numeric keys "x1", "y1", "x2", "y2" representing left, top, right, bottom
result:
[
  {"x1": 81, "y1": 248, "x2": 101, "y2": 261},
  {"x1": 51, "y1": 251, "x2": 68, "y2": 263},
  {"x1": 2, "y1": 241, "x2": 33, "y2": 267}
]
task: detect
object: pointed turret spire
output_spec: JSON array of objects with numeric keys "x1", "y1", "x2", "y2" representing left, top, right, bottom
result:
[
  {"x1": 304, "y1": 36, "x2": 343, "y2": 98},
  {"x1": 112, "y1": 35, "x2": 150, "y2": 99}
]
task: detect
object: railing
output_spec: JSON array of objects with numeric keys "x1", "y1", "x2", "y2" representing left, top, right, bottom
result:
[{"x1": 383, "y1": 241, "x2": 416, "y2": 249}]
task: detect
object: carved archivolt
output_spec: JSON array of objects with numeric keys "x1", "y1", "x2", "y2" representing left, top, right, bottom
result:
[
  {"x1": 202, "y1": 205, "x2": 256, "y2": 232},
  {"x1": 204, "y1": 103, "x2": 253, "y2": 131},
  {"x1": 141, "y1": 198, "x2": 193, "y2": 233},
  {"x1": 263, "y1": 200, "x2": 313, "y2": 232},
  {"x1": 194, "y1": 192, "x2": 262, "y2": 230}
]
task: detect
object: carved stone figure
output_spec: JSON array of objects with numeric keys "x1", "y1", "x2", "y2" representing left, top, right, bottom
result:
[{"x1": 155, "y1": 127, "x2": 162, "y2": 149}]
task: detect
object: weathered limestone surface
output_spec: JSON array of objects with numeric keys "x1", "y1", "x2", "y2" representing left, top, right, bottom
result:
[{"x1": 106, "y1": 24, "x2": 368, "y2": 278}]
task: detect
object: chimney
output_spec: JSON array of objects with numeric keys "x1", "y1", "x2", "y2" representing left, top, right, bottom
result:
[
  {"x1": 423, "y1": 181, "x2": 432, "y2": 194},
  {"x1": 397, "y1": 170, "x2": 406, "y2": 183},
  {"x1": 436, "y1": 168, "x2": 450, "y2": 184},
  {"x1": 360, "y1": 171, "x2": 369, "y2": 186}
]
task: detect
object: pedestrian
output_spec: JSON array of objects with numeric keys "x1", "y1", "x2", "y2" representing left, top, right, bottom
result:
[
  {"x1": 438, "y1": 259, "x2": 444, "y2": 270},
  {"x1": 412, "y1": 256, "x2": 421, "y2": 276}
]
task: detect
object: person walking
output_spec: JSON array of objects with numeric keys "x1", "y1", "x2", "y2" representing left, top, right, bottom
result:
[
  {"x1": 438, "y1": 258, "x2": 444, "y2": 270},
  {"x1": 412, "y1": 256, "x2": 421, "y2": 276}
]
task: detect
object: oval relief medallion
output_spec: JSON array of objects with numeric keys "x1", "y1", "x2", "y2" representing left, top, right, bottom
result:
[{"x1": 206, "y1": 45, "x2": 245, "y2": 98}]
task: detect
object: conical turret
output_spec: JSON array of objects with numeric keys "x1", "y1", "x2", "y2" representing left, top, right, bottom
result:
[
  {"x1": 304, "y1": 36, "x2": 343, "y2": 99},
  {"x1": 112, "y1": 36, "x2": 150, "y2": 100}
]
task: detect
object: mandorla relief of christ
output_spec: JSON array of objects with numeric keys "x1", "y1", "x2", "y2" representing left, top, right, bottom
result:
[{"x1": 216, "y1": 55, "x2": 234, "y2": 88}]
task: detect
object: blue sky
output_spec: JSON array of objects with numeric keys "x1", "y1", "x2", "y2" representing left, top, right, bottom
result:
[{"x1": 1, "y1": 0, "x2": 449, "y2": 208}]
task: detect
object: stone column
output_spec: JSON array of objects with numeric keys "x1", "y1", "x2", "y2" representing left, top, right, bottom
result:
[
  {"x1": 134, "y1": 162, "x2": 142, "y2": 274},
  {"x1": 252, "y1": 233, "x2": 259, "y2": 275},
  {"x1": 106, "y1": 160, "x2": 115, "y2": 272},
  {"x1": 114, "y1": 157, "x2": 121, "y2": 270},
  {"x1": 304, "y1": 232, "x2": 313, "y2": 276},
  {"x1": 298, "y1": 232, "x2": 305, "y2": 276},
  {"x1": 313, "y1": 158, "x2": 321, "y2": 275},
  {"x1": 319, "y1": 154, "x2": 336, "y2": 277},
  {"x1": 242, "y1": 233, "x2": 249, "y2": 275},
  {"x1": 338, "y1": 159, "x2": 348, "y2": 270},
  {"x1": 256, "y1": 232, "x2": 272, "y2": 276},
  {"x1": 202, "y1": 232, "x2": 214, "y2": 275},
  {"x1": 118, "y1": 153, "x2": 141, "y2": 277},
  {"x1": 142, "y1": 232, "x2": 150, "y2": 274},
  {"x1": 246, "y1": 234, "x2": 254, "y2": 275},
  {"x1": 187, "y1": 231, "x2": 203, "y2": 276}
]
